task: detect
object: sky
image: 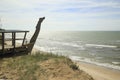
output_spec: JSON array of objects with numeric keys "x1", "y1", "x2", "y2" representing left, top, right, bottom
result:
[{"x1": 0, "y1": 0, "x2": 120, "y2": 31}]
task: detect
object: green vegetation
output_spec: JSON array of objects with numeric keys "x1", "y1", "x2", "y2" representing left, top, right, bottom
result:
[
  {"x1": 70, "y1": 64, "x2": 79, "y2": 70},
  {"x1": 0, "y1": 51, "x2": 94, "y2": 80}
]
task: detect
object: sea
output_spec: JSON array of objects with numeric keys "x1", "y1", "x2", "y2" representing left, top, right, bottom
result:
[{"x1": 21, "y1": 31, "x2": 120, "y2": 70}]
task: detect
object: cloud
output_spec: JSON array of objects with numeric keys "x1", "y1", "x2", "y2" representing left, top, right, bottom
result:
[{"x1": 0, "y1": 0, "x2": 120, "y2": 31}]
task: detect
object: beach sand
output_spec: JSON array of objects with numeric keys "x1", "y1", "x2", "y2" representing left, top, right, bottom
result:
[
  {"x1": 32, "y1": 47, "x2": 120, "y2": 80},
  {"x1": 77, "y1": 62, "x2": 120, "y2": 80}
]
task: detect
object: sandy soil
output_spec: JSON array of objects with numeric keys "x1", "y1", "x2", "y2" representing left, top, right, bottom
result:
[
  {"x1": 0, "y1": 55, "x2": 94, "y2": 80},
  {"x1": 76, "y1": 62, "x2": 120, "y2": 80}
]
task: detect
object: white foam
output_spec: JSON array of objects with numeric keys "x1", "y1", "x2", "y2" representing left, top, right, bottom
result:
[
  {"x1": 85, "y1": 44, "x2": 117, "y2": 48},
  {"x1": 51, "y1": 41, "x2": 85, "y2": 50},
  {"x1": 34, "y1": 45, "x2": 50, "y2": 52},
  {"x1": 116, "y1": 40, "x2": 120, "y2": 43},
  {"x1": 59, "y1": 42, "x2": 80, "y2": 47},
  {"x1": 69, "y1": 56, "x2": 120, "y2": 70},
  {"x1": 69, "y1": 56, "x2": 82, "y2": 61},
  {"x1": 112, "y1": 62, "x2": 120, "y2": 65}
]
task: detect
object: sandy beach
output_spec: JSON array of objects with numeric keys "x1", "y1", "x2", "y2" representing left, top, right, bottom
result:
[
  {"x1": 32, "y1": 47, "x2": 120, "y2": 80},
  {"x1": 77, "y1": 61, "x2": 120, "y2": 80}
]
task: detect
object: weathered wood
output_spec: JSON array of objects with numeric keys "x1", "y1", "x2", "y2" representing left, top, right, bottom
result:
[
  {"x1": 0, "y1": 38, "x2": 24, "y2": 41},
  {"x1": 28, "y1": 17, "x2": 45, "y2": 53},
  {"x1": 0, "y1": 30, "x2": 29, "y2": 33},
  {"x1": 22, "y1": 32, "x2": 27, "y2": 46},
  {"x1": 2, "y1": 32, "x2": 4, "y2": 52},
  {"x1": 0, "y1": 17, "x2": 45, "y2": 56},
  {"x1": 12, "y1": 32, "x2": 14, "y2": 46},
  {"x1": 13, "y1": 32, "x2": 16, "y2": 52},
  {"x1": 0, "y1": 31, "x2": 29, "y2": 54}
]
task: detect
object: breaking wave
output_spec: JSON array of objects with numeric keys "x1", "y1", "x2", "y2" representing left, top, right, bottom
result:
[
  {"x1": 70, "y1": 56, "x2": 120, "y2": 70},
  {"x1": 85, "y1": 44, "x2": 117, "y2": 48}
]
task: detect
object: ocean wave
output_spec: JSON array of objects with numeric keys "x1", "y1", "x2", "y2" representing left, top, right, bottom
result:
[
  {"x1": 69, "y1": 56, "x2": 120, "y2": 70},
  {"x1": 85, "y1": 44, "x2": 117, "y2": 48},
  {"x1": 116, "y1": 40, "x2": 120, "y2": 43},
  {"x1": 112, "y1": 62, "x2": 120, "y2": 65},
  {"x1": 61, "y1": 42, "x2": 80, "y2": 47},
  {"x1": 51, "y1": 41, "x2": 85, "y2": 50},
  {"x1": 69, "y1": 56, "x2": 83, "y2": 61},
  {"x1": 34, "y1": 45, "x2": 52, "y2": 52}
]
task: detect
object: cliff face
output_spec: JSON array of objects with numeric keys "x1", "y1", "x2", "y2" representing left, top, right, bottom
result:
[{"x1": 0, "y1": 52, "x2": 94, "y2": 80}]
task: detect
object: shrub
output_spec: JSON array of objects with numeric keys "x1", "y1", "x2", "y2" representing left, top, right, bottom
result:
[{"x1": 70, "y1": 64, "x2": 79, "y2": 70}]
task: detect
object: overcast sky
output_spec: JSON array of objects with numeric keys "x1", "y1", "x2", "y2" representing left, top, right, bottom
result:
[{"x1": 0, "y1": 0, "x2": 120, "y2": 31}]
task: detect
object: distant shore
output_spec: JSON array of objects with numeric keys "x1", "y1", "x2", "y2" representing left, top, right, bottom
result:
[{"x1": 76, "y1": 61, "x2": 120, "y2": 80}]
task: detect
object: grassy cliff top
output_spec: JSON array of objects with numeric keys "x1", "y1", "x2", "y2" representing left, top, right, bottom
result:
[{"x1": 0, "y1": 52, "x2": 94, "y2": 80}]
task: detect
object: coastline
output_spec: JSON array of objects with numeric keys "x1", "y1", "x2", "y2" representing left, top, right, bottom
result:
[
  {"x1": 33, "y1": 47, "x2": 120, "y2": 80},
  {"x1": 76, "y1": 61, "x2": 120, "y2": 80}
]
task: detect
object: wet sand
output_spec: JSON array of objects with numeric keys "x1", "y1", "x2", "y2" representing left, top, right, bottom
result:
[{"x1": 77, "y1": 62, "x2": 120, "y2": 80}]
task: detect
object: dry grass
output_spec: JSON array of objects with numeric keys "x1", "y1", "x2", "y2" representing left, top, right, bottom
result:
[{"x1": 0, "y1": 52, "x2": 94, "y2": 80}]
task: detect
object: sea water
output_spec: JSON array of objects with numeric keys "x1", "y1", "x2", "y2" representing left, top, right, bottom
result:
[{"x1": 34, "y1": 31, "x2": 120, "y2": 70}]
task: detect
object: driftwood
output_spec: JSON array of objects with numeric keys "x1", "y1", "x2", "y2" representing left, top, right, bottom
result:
[
  {"x1": 0, "y1": 17, "x2": 45, "y2": 57},
  {"x1": 28, "y1": 17, "x2": 45, "y2": 53}
]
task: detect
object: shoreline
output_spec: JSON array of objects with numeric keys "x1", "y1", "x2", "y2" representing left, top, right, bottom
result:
[
  {"x1": 32, "y1": 48, "x2": 120, "y2": 80},
  {"x1": 76, "y1": 61, "x2": 120, "y2": 80},
  {"x1": 78, "y1": 61, "x2": 120, "y2": 71}
]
